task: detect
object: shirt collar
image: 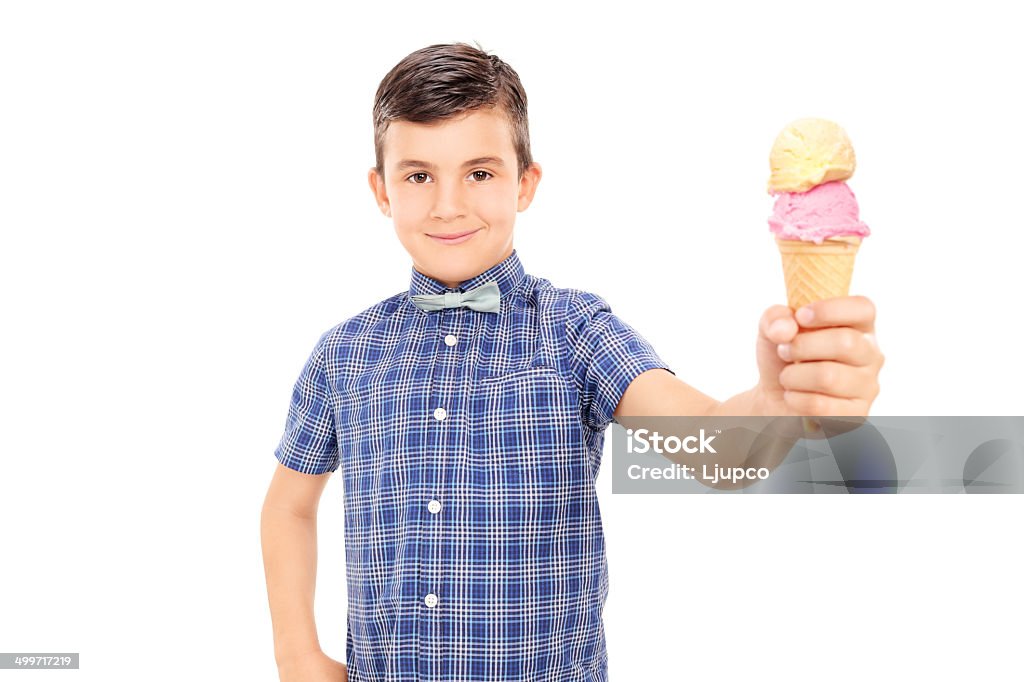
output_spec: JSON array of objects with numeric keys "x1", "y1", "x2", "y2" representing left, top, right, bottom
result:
[{"x1": 407, "y1": 248, "x2": 526, "y2": 300}]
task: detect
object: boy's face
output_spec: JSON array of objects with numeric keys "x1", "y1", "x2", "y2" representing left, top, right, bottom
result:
[{"x1": 369, "y1": 108, "x2": 542, "y2": 288}]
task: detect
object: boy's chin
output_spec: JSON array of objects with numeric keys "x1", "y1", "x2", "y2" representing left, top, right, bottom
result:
[{"x1": 418, "y1": 252, "x2": 497, "y2": 286}]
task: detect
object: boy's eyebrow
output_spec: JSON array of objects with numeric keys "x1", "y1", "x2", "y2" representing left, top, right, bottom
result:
[{"x1": 395, "y1": 156, "x2": 506, "y2": 171}]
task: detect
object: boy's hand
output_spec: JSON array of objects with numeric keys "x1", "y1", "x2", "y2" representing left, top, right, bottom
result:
[
  {"x1": 755, "y1": 296, "x2": 884, "y2": 416},
  {"x1": 277, "y1": 650, "x2": 348, "y2": 682}
]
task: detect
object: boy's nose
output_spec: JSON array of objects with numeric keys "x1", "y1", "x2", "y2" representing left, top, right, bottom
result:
[{"x1": 429, "y1": 181, "x2": 468, "y2": 222}]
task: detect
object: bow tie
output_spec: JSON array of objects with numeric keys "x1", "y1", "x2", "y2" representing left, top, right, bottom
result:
[{"x1": 411, "y1": 281, "x2": 501, "y2": 313}]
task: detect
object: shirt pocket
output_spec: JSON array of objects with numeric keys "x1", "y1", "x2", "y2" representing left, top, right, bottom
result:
[{"x1": 468, "y1": 365, "x2": 589, "y2": 492}]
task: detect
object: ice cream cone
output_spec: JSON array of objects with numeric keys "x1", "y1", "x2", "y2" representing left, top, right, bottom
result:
[{"x1": 775, "y1": 236, "x2": 861, "y2": 311}]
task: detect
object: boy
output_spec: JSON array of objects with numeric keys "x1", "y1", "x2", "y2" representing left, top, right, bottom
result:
[{"x1": 261, "y1": 43, "x2": 884, "y2": 682}]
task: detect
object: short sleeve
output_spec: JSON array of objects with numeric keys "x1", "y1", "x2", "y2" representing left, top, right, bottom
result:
[
  {"x1": 565, "y1": 291, "x2": 675, "y2": 433},
  {"x1": 273, "y1": 331, "x2": 339, "y2": 475}
]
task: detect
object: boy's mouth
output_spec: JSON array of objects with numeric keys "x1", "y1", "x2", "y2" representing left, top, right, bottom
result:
[{"x1": 427, "y1": 228, "x2": 481, "y2": 245}]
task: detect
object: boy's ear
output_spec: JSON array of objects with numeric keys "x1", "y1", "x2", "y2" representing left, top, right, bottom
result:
[
  {"x1": 516, "y1": 162, "x2": 543, "y2": 212},
  {"x1": 367, "y1": 167, "x2": 391, "y2": 217}
]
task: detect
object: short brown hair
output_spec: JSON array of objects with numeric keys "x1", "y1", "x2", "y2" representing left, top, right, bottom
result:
[{"x1": 372, "y1": 42, "x2": 533, "y2": 180}]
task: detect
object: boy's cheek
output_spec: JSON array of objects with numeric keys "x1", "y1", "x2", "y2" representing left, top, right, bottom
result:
[{"x1": 390, "y1": 197, "x2": 430, "y2": 224}]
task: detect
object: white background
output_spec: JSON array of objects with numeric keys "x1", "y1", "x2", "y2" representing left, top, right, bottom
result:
[{"x1": 2, "y1": 0, "x2": 1022, "y2": 680}]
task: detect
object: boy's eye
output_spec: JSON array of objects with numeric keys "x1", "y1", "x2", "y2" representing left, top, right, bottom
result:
[{"x1": 404, "y1": 170, "x2": 491, "y2": 183}]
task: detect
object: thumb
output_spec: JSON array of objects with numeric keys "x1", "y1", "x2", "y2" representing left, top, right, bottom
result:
[{"x1": 756, "y1": 305, "x2": 798, "y2": 397}]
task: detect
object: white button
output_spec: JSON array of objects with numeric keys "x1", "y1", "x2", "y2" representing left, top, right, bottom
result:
[
  {"x1": 427, "y1": 499, "x2": 442, "y2": 514},
  {"x1": 444, "y1": 334, "x2": 457, "y2": 347},
  {"x1": 433, "y1": 407, "x2": 447, "y2": 421},
  {"x1": 424, "y1": 593, "x2": 438, "y2": 608}
]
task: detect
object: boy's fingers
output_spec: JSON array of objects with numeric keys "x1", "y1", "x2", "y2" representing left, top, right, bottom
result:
[
  {"x1": 779, "y1": 360, "x2": 880, "y2": 400},
  {"x1": 782, "y1": 390, "x2": 870, "y2": 417},
  {"x1": 779, "y1": 327, "x2": 880, "y2": 366},
  {"x1": 795, "y1": 296, "x2": 876, "y2": 333},
  {"x1": 759, "y1": 305, "x2": 798, "y2": 344}
]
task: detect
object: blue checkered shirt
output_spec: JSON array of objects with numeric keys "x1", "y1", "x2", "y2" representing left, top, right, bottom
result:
[{"x1": 274, "y1": 249, "x2": 673, "y2": 681}]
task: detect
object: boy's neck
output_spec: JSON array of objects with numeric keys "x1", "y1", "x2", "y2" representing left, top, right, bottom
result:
[{"x1": 422, "y1": 246, "x2": 514, "y2": 290}]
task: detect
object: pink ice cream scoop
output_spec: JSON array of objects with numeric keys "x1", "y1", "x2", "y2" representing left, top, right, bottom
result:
[{"x1": 768, "y1": 181, "x2": 871, "y2": 244}]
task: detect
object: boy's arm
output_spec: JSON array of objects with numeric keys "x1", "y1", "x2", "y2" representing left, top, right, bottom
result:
[
  {"x1": 610, "y1": 297, "x2": 882, "y2": 487},
  {"x1": 261, "y1": 461, "x2": 336, "y2": 670},
  {"x1": 614, "y1": 296, "x2": 883, "y2": 419},
  {"x1": 612, "y1": 367, "x2": 721, "y2": 418}
]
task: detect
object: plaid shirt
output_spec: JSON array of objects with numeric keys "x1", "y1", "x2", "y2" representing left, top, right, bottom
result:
[{"x1": 274, "y1": 249, "x2": 672, "y2": 681}]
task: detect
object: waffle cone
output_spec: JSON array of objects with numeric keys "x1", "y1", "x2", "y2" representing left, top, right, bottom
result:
[{"x1": 776, "y1": 236, "x2": 861, "y2": 311}]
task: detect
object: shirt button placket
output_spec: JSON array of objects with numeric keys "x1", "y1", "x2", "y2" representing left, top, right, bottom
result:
[
  {"x1": 426, "y1": 402, "x2": 445, "y2": 634},
  {"x1": 421, "y1": 303, "x2": 461, "y2": 675}
]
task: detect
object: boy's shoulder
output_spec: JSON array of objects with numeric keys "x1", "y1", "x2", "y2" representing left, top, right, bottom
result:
[
  {"x1": 528, "y1": 275, "x2": 617, "y2": 320},
  {"x1": 316, "y1": 289, "x2": 408, "y2": 347}
]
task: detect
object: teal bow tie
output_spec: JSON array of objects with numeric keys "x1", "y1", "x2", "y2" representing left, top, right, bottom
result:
[{"x1": 411, "y1": 281, "x2": 501, "y2": 313}]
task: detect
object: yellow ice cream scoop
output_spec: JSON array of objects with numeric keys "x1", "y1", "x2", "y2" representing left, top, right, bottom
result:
[{"x1": 767, "y1": 118, "x2": 856, "y2": 194}]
